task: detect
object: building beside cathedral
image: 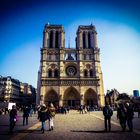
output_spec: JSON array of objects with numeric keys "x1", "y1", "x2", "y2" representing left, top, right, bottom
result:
[{"x1": 37, "y1": 24, "x2": 105, "y2": 107}]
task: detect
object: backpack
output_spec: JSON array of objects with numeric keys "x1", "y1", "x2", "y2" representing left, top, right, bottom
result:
[
  {"x1": 120, "y1": 109, "x2": 126, "y2": 118},
  {"x1": 103, "y1": 106, "x2": 113, "y2": 116}
]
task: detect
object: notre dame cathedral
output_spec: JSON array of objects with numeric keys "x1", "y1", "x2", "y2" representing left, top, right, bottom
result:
[{"x1": 37, "y1": 23, "x2": 105, "y2": 107}]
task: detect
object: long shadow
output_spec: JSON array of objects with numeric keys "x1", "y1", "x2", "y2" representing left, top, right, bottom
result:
[
  {"x1": 0, "y1": 129, "x2": 41, "y2": 135},
  {"x1": 0, "y1": 124, "x2": 23, "y2": 127},
  {"x1": 71, "y1": 130, "x2": 123, "y2": 133},
  {"x1": 0, "y1": 124, "x2": 9, "y2": 126},
  {"x1": 16, "y1": 129, "x2": 41, "y2": 133}
]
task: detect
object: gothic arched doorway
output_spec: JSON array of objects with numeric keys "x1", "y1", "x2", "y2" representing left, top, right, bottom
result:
[
  {"x1": 84, "y1": 89, "x2": 98, "y2": 107},
  {"x1": 63, "y1": 87, "x2": 80, "y2": 108},
  {"x1": 44, "y1": 90, "x2": 59, "y2": 107}
]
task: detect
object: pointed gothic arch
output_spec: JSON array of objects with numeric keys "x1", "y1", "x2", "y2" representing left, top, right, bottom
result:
[
  {"x1": 44, "y1": 89, "x2": 59, "y2": 106},
  {"x1": 63, "y1": 87, "x2": 80, "y2": 108},
  {"x1": 84, "y1": 88, "x2": 98, "y2": 106}
]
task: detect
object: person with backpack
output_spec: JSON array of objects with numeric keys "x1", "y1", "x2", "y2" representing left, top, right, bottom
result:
[
  {"x1": 103, "y1": 104, "x2": 113, "y2": 132},
  {"x1": 117, "y1": 103, "x2": 127, "y2": 131}
]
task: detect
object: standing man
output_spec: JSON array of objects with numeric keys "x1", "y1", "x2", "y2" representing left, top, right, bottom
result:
[
  {"x1": 23, "y1": 106, "x2": 29, "y2": 126},
  {"x1": 103, "y1": 104, "x2": 113, "y2": 132},
  {"x1": 125, "y1": 102, "x2": 134, "y2": 132},
  {"x1": 9, "y1": 105, "x2": 17, "y2": 134}
]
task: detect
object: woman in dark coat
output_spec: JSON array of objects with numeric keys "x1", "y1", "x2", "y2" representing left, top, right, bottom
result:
[
  {"x1": 38, "y1": 104, "x2": 48, "y2": 133},
  {"x1": 117, "y1": 104, "x2": 127, "y2": 131}
]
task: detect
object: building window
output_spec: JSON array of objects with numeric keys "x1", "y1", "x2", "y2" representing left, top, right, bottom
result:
[
  {"x1": 54, "y1": 69, "x2": 59, "y2": 77},
  {"x1": 83, "y1": 54, "x2": 86, "y2": 60},
  {"x1": 89, "y1": 70, "x2": 93, "y2": 77},
  {"x1": 55, "y1": 31, "x2": 59, "y2": 48},
  {"x1": 83, "y1": 32, "x2": 86, "y2": 49},
  {"x1": 84, "y1": 70, "x2": 88, "y2": 77},
  {"x1": 49, "y1": 31, "x2": 53, "y2": 48},
  {"x1": 55, "y1": 55, "x2": 59, "y2": 60},
  {"x1": 88, "y1": 32, "x2": 91, "y2": 48},
  {"x1": 48, "y1": 70, "x2": 52, "y2": 77},
  {"x1": 48, "y1": 55, "x2": 52, "y2": 60}
]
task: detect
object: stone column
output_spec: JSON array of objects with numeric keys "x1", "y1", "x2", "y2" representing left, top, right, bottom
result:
[
  {"x1": 77, "y1": 30, "x2": 82, "y2": 48},
  {"x1": 47, "y1": 31, "x2": 50, "y2": 48},
  {"x1": 91, "y1": 32, "x2": 94, "y2": 48},
  {"x1": 80, "y1": 94, "x2": 84, "y2": 105},
  {"x1": 96, "y1": 85, "x2": 100, "y2": 107},
  {"x1": 85, "y1": 32, "x2": 88, "y2": 48},
  {"x1": 59, "y1": 87, "x2": 64, "y2": 106},
  {"x1": 52, "y1": 71, "x2": 54, "y2": 77},
  {"x1": 59, "y1": 95, "x2": 63, "y2": 106},
  {"x1": 93, "y1": 31, "x2": 98, "y2": 48},
  {"x1": 87, "y1": 70, "x2": 90, "y2": 77},
  {"x1": 60, "y1": 31, "x2": 64, "y2": 48},
  {"x1": 53, "y1": 30, "x2": 56, "y2": 48},
  {"x1": 43, "y1": 31, "x2": 49, "y2": 48}
]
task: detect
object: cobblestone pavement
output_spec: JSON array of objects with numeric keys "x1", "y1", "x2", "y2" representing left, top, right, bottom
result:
[{"x1": 0, "y1": 111, "x2": 140, "y2": 140}]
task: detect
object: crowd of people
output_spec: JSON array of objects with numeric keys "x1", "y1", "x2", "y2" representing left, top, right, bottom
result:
[
  {"x1": 0, "y1": 102, "x2": 140, "y2": 134},
  {"x1": 8, "y1": 103, "x2": 56, "y2": 134},
  {"x1": 103, "y1": 102, "x2": 135, "y2": 132}
]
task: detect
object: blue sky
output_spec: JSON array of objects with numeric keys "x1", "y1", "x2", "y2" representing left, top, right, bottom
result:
[{"x1": 0, "y1": 0, "x2": 140, "y2": 95}]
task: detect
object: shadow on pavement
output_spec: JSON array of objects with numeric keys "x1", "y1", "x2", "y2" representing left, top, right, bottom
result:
[
  {"x1": 71, "y1": 130, "x2": 123, "y2": 133},
  {"x1": 16, "y1": 129, "x2": 41, "y2": 133},
  {"x1": 0, "y1": 124, "x2": 23, "y2": 126}
]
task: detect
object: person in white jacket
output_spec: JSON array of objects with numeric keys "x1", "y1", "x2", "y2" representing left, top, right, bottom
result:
[{"x1": 48, "y1": 103, "x2": 55, "y2": 131}]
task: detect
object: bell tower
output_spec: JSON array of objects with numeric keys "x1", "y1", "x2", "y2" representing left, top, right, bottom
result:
[{"x1": 76, "y1": 24, "x2": 105, "y2": 106}]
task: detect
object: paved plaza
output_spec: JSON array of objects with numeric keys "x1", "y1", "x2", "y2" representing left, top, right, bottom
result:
[{"x1": 0, "y1": 110, "x2": 140, "y2": 140}]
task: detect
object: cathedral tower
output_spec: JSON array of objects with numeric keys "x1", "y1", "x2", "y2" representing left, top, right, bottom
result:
[{"x1": 37, "y1": 24, "x2": 105, "y2": 107}]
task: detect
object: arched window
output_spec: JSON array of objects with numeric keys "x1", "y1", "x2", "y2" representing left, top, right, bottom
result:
[
  {"x1": 88, "y1": 32, "x2": 91, "y2": 48},
  {"x1": 54, "y1": 69, "x2": 59, "y2": 77},
  {"x1": 49, "y1": 31, "x2": 53, "y2": 48},
  {"x1": 48, "y1": 69, "x2": 52, "y2": 77},
  {"x1": 83, "y1": 32, "x2": 86, "y2": 49},
  {"x1": 55, "y1": 31, "x2": 59, "y2": 48},
  {"x1": 84, "y1": 70, "x2": 88, "y2": 77},
  {"x1": 89, "y1": 69, "x2": 93, "y2": 77}
]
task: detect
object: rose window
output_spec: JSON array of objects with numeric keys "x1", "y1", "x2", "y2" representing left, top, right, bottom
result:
[{"x1": 66, "y1": 66, "x2": 77, "y2": 76}]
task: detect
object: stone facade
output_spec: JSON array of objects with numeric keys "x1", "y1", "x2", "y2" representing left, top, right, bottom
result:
[{"x1": 37, "y1": 24, "x2": 105, "y2": 107}]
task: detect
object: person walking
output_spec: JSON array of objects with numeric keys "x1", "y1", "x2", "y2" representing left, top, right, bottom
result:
[
  {"x1": 138, "y1": 105, "x2": 140, "y2": 118},
  {"x1": 9, "y1": 105, "x2": 17, "y2": 134},
  {"x1": 103, "y1": 104, "x2": 113, "y2": 132},
  {"x1": 125, "y1": 102, "x2": 134, "y2": 132},
  {"x1": 117, "y1": 103, "x2": 127, "y2": 131},
  {"x1": 23, "y1": 106, "x2": 29, "y2": 126},
  {"x1": 48, "y1": 103, "x2": 56, "y2": 131},
  {"x1": 38, "y1": 104, "x2": 48, "y2": 133}
]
